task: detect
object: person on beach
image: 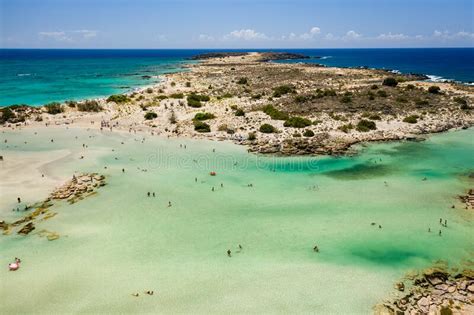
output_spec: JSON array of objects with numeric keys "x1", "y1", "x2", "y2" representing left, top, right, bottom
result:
[
  {"x1": 439, "y1": 230, "x2": 442, "y2": 236},
  {"x1": 152, "y1": 192, "x2": 155, "y2": 197},
  {"x1": 444, "y1": 219, "x2": 447, "y2": 227},
  {"x1": 122, "y1": 168, "x2": 125, "y2": 173},
  {"x1": 227, "y1": 249, "x2": 231, "y2": 257},
  {"x1": 17, "y1": 197, "x2": 21, "y2": 203},
  {"x1": 168, "y1": 201, "x2": 172, "y2": 207},
  {"x1": 212, "y1": 187, "x2": 214, "y2": 192},
  {"x1": 195, "y1": 177, "x2": 197, "y2": 182},
  {"x1": 147, "y1": 192, "x2": 150, "y2": 197},
  {"x1": 313, "y1": 245, "x2": 319, "y2": 252}
]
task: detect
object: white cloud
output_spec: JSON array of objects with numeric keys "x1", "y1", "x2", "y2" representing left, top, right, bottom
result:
[
  {"x1": 377, "y1": 32, "x2": 409, "y2": 40},
  {"x1": 224, "y1": 29, "x2": 268, "y2": 41},
  {"x1": 198, "y1": 34, "x2": 215, "y2": 41},
  {"x1": 157, "y1": 34, "x2": 167, "y2": 41},
  {"x1": 310, "y1": 27, "x2": 321, "y2": 35},
  {"x1": 39, "y1": 30, "x2": 98, "y2": 42},
  {"x1": 74, "y1": 30, "x2": 97, "y2": 39},
  {"x1": 39, "y1": 31, "x2": 71, "y2": 42},
  {"x1": 299, "y1": 26, "x2": 321, "y2": 40},
  {"x1": 344, "y1": 30, "x2": 362, "y2": 40}
]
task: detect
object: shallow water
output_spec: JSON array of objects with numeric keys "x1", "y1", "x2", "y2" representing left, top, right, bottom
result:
[{"x1": 0, "y1": 127, "x2": 473, "y2": 314}]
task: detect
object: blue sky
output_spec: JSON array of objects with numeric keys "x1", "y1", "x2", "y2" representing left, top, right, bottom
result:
[{"x1": 1, "y1": 0, "x2": 473, "y2": 48}]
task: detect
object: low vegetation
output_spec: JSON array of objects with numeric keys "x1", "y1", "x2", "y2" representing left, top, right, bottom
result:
[
  {"x1": 193, "y1": 121, "x2": 211, "y2": 133},
  {"x1": 44, "y1": 102, "x2": 64, "y2": 115},
  {"x1": 303, "y1": 129, "x2": 314, "y2": 137},
  {"x1": 193, "y1": 112, "x2": 215, "y2": 121},
  {"x1": 259, "y1": 123, "x2": 277, "y2": 133},
  {"x1": 403, "y1": 115, "x2": 419, "y2": 123},
  {"x1": 338, "y1": 123, "x2": 354, "y2": 133},
  {"x1": 428, "y1": 86, "x2": 441, "y2": 94},
  {"x1": 273, "y1": 85, "x2": 295, "y2": 97},
  {"x1": 382, "y1": 77, "x2": 398, "y2": 87},
  {"x1": 107, "y1": 94, "x2": 129, "y2": 104},
  {"x1": 283, "y1": 116, "x2": 312, "y2": 128},
  {"x1": 262, "y1": 104, "x2": 289, "y2": 120},
  {"x1": 77, "y1": 100, "x2": 102, "y2": 112},
  {"x1": 187, "y1": 93, "x2": 210, "y2": 108},
  {"x1": 356, "y1": 119, "x2": 377, "y2": 132},
  {"x1": 144, "y1": 112, "x2": 158, "y2": 120}
]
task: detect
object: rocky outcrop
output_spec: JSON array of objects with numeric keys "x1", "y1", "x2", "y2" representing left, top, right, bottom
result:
[
  {"x1": 49, "y1": 173, "x2": 106, "y2": 204},
  {"x1": 376, "y1": 265, "x2": 474, "y2": 314},
  {"x1": 459, "y1": 189, "x2": 474, "y2": 209},
  {"x1": 1, "y1": 173, "x2": 106, "y2": 239}
]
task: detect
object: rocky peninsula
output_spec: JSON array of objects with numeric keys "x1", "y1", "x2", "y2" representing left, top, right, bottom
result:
[{"x1": 1, "y1": 52, "x2": 473, "y2": 156}]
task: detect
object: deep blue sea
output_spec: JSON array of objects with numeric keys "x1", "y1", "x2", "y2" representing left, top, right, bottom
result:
[{"x1": 0, "y1": 48, "x2": 473, "y2": 106}]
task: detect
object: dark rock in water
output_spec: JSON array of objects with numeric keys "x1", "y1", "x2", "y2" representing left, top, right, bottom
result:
[
  {"x1": 141, "y1": 75, "x2": 152, "y2": 79},
  {"x1": 190, "y1": 51, "x2": 311, "y2": 62},
  {"x1": 18, "y1": 222, "x2": 35, "y2": 235},
  {"x1": 258, "y1": 52, "x2": 310, "y2": 62},
  {"x1": 190, "y1": 52, "x2": 248, "y2": 60}
]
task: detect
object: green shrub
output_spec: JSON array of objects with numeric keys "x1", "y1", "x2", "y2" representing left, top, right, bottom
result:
[
  {"x1": 377, "y1": 90, "x2": 388, "y2": 97},
  {"x1": 187, "y1": 93, "x2": 209, "y2": 108},
  {"x1": 415, "y1": 99, "x2": 429, "y2": 106},
  {"x1": 284, "y1": 116, "x2": 312, "y2": 128},
  {"x1": 338, "y1": 123, "x2": 354, "y2": 133},
  {"x1": 194, "y1": 112, "x2": 215, "y2": 121},
  {"x1": 406, "y1": 84, "x2": 415, "y2": 90},
  {"x1": 185, "y1": 82, "x2": 191, "y2": 87},
  {"x1": 371, "y1": 84, "x2": 379, "y2": 90},
  {"x1": 454, "y1": 97, "x2": 467, "y2": 105},
  {"x1": 107, "y1": 94, "x2": 129, "y2": 104},
  {"x1": 295, "y1": 95, "x2": 310, "y2": 103},
  {"x1": 155, "y1": 95, "x2": 168, "y2": 100},
  {"x1": 340, "y1": 95, "x2": 352, "y2": 103},
  {"x1": 396, "y1": 96, "x2": 408, "y2": 103},
  {"x1": 248, "y1": 132, "x2": 256, "y2": 141},
  {"x1": 193, "y1": 121, "x2": 211, "y2": 132},
  {"x1": 428, "y1": 86, "x2": 441, "y2": 94},
  {"x1": 382, "y1": 77, "x2": 398, "y2": 87},
  {"x1": 144, "y1": 112, "x2": 158, "y2": 120},
  {"x1": 262, "y1": 105, "x2": 289, "y2": 120},
  {"x1": 440, "y1": 306, "x2": 453, "y2": 315},
  {"x1": 403, "y1": 115, "x2": 419, "y2": 123},
  {"x1": 0, "y1": 107, "x2": 15, "y2": 123},
  {"x1": 273, "y1": 85, "x2": 295, "y2": 97},
  {"x1": 221, "y1": 93, "x2": 233, "y2": 99},
  {"x1": 303, "y1": 129, "x2": 315, "y2": 137},
  {"x1": 237, "y1": 77, "x2": 248, "y2": 85},
  {"x1": 460, "y1": 103, "x2": 471, "y2": 110},
  {"x1": 259, "y1": 123, "x2": 277, "y2": 133},
  {"x1": 65, "y1": 100, "x2": 77, "y2": 108},
  {"x1": 368, "y1": 114, "x2": 381, "y2": 120},
  {"x1": 170, "y1": 93, "x2": 184, "y2": 99},
  {"x1": 77, "y1": 100, "x2": 103, "y2": 112},
  {"x1": 44, "y1": 102, "x2": 64, "y2": 115},
  {"x1": 235, "y1": 108, "x2": 245, "y2": 116},
  {"x1": 356, "y1": 119, "x2": 376, "y2": 132},
  {"x1": 293, "y1": 132, "x2": 301, "y2": 137},
  {"x1": 146, "y1": 88, "x2": 153, "y2": 94}
]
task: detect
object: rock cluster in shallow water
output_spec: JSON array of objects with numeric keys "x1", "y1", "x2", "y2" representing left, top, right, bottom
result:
[
  {"x1": 0, "y1": 173, "x2": 106, "y2": 239},
  {"x1": 49, "y1": 173, "x2": 106, "y2": 204},
  {"x1": 376, "y1": 265, "x2": 474, "y2": 314}
]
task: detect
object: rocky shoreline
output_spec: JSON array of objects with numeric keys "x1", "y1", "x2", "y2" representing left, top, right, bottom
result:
[
  {"x1": 1, "y1": 52, "x2": 473, "y2": 157},
  {"x1": 0, "y1": 173, "x2": 106, "y2": 239},
  {"x1": 376, "y1": 264, "x2": 474, "y2": 314}
]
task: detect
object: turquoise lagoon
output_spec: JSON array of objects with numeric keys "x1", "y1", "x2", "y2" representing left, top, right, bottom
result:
[{"x1": 0, "y1": 127, "x2": 473, "y2": 314}]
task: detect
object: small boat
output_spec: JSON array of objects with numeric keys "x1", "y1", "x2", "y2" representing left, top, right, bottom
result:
[{"x1": 210, "y1": 171, "x2": 216, "y2": 176}]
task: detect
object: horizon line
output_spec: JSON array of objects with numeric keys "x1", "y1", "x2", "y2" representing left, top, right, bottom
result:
[{"x1": 1, "y1": 46, "x2": 474, "y2": 50}]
